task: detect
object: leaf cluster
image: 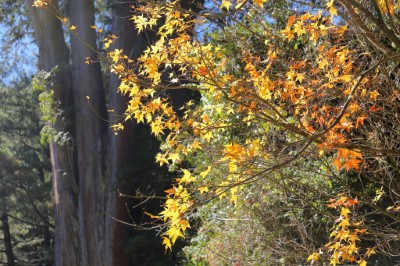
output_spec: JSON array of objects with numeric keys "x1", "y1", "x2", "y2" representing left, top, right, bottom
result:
[{"x1": 104, "y1": 0, "x2": 400, "y2": 264}]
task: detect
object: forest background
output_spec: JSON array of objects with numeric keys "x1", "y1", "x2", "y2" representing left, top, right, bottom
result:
[{"x1": 1, "y1": 0, "x2": 400, "y2": 265}]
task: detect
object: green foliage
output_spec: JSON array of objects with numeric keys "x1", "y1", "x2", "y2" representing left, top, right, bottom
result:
[
  {"x1": 0, "y1": 78, "x2": 54, "y2": 265},
  {"x1": 32, "y1": 69, "x2": 72, "y2": 145},
  {"x1": 182, "y1": 153, "x2": 333, "y2": 264}
]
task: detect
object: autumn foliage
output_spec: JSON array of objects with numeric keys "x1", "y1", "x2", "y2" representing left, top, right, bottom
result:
[
  {"x1": 103, "y1": 0, "x2": 400, "y2": 264},
  {"x1": 34, "y1": 0, "x2": 400, "y2": 264}
]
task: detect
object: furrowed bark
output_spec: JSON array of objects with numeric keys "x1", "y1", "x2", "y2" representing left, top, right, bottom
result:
[
  {"x1": 25, "y1": 1, "x2": 81, "y2": 265},
  {"x1": 69, "y1": 0, "x2": 108, "y2": 265}
]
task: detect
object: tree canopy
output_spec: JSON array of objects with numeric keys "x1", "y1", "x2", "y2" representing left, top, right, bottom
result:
[{"x1": 0, "y1": 77, "x2": 53, "y2": 265}]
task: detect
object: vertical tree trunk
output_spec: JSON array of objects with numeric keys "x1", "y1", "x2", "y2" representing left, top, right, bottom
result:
[
  {"x1": 69, "y1": 0, "x2": 108, "y2": 265},
  {"x1": 25, "y1": 1, "x2": 81, "y2": 265},
  {"x1": 105, "y1": 1, "x2": 146, "y2": 264},
  {"x1": 105, "y1": 1, "x2": 204, "y2": 264},
  {"x1": 1, "y1": 212, "x2": 15, "y2": 266},
  {"x1": 39, "y1": 168, "x2": 52, "y2": 266},
  {"x1": 42, "y1": 224, "x2": 52, "y2": 266}
]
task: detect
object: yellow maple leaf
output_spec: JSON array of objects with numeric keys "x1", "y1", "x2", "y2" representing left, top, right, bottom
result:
[
  {"x1": 215, "y1": 185, "x2": 228, "y2": 199},
  {"x1": 330, "y1": 256, "x2": 338, "y2": 266},
  {"x1": 167, "y1": 153, "x2": 180, "y2": 164},
  {"x1": 179, "y1": 219, "x2": 191, "y2": 231},
  {"x1": 110, "y1": 49, "x2": 123, "y2": 63},
  {"x1": 340, "y1": 207, "x2": 351, "y2": 219},
  {"x1": 368, "y1": 90, "x2": 380, "y2": 100},
  {"x1": 150, "y1": 118, "x2": 164, "y2": 136},
  {"x1": 359, "y1": 259, "x2": 367, "y2": 266},
  {"x1": 156, "y1": 153, "x2": 169, "y2": 166},
  {"x1": 103, "y1": 38, "x2": 112, "y2": 49},
  {"x1": 296, "y1": 73, "x2": 305, "y2": 83},
  {"x1": 307, "y1": 252, "x2": 320, "y2": 262},
  {"x1": 179, "y1": 169, "x2": 193, "y2": 184},
  {"x1": 326, "y1": 0, "x2": 338, "y2": 16},
  {"x1": 198, "y1": 186, "x2": 209, "y2": 195},
  {"x1": 339, "y1": 217, "x2": 350, "y2": 228},
  {"x1": 202, "y1": 131, "x2": 213, "y2": 142},
  {"x1": 191, "y1": 140, "x2": 202, "y2": 150},
  {"x1": 70, "y1": 25, "x2": 77, "y2": 31},
  {"x1": 281, "y1": 26, "x2": 294, "y2": 41},
  {"x1": 166, "y1": 227, "x2": 184, "y2": 244},
  {"x1": 365, "y1": 247, "x2": 376, "y2": 257},
  {"x1": 199, "y1": 166, "x2": 211, "y2": 178},
  {"x1": 162, "y1": 237, "x2": 172, "y2": 252},
  {"x1": 220, "y1": 0, "x2": 232, "y2": 10},
  {"x1": 341, "y1": 74, "x2": 352, "y2": 82},
  {"x1": 293, "y1": 21, "x2": 306, "y2": 36},
  {"x1": 133, "y1": 14, "x2": 148, "y2": 33}
]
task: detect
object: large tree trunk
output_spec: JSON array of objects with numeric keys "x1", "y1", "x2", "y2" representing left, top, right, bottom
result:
[
  {"x1": 105, "y1": 1, "x2": 207, "y2": 264},
  {"x1": 69, "y1": 1, "x2": 108, "y2": 265},
  {"x1": 106, "y1": 1, "x2": 175, "y2": 263},
  {"x1": 105, "y1": 1, "x2": 147, "y2": 264},
  {"x1": 25, "y1": 1, "x2": 81, "y2": 265},
  {"x1": 1, "y1": 212, "x2": 15, "y2": 266}
]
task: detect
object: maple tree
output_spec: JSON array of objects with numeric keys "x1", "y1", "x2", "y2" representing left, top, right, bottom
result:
[
  {"x1": 31, "y1": 0, "x2": 400, "y2": 264},
  {"x1": 308, "y1": 196, "x2": 371, "y2": 266},
  {"x1": 100, "y1": 0, "x2": 400, "y2": 264}
]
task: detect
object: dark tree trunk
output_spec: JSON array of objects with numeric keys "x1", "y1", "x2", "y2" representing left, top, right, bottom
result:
[
  {"x1": 42, "y1": 224, "x2": 52, "y2": 266},
  {"x1": 1, "y1": 212, "x2": 15, "y2": 266},
  {"x1": 106, "y1": 1, "x2": 172, "y2": 264},
  {"x1": 105, "y1": 0, "x2": 147, "y2": 264}
]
